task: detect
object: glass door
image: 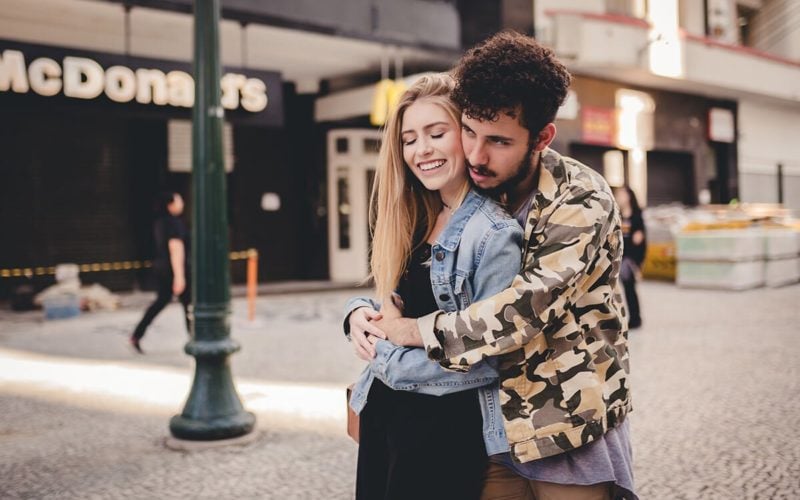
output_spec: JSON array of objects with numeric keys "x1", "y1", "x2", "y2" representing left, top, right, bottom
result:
[{"x1": 327, "y1": 129, "x2": 380, "y2": 282}]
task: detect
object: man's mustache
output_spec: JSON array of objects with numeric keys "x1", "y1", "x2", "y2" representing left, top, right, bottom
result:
[{"x1": 465, "y1": 160, "x2": 494, "y2": 177}]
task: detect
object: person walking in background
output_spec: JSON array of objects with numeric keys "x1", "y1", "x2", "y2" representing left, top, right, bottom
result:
[
  {"x1": 129, "y1": 191, "x2": 191, "y2": 354},
  {"x1": 614, "y1": 186, "x2": 647, "y2": 329}
]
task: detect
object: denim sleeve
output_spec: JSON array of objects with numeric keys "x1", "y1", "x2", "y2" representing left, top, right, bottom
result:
[
  {"x1": 369, "y1": 340, "x2": 498, "y2": 395},
  {"x1": 472, "y1": 223, "x2": 523, "y2": 304},
  {"x1": 342, "y1": 296, "x2": 381, "y2": 337}
]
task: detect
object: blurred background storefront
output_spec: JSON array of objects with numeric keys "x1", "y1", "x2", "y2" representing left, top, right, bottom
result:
[{"x1": 1, "y1": 0, "x2": 798, "y2": 295}]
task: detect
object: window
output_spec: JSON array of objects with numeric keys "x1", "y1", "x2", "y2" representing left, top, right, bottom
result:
[
  {"x1": 168, "y1": 119, "x2": 234, "y2": 173},
  {"x1": 336, "y1": 167, "x2": 351, "y2": 250},
  {"x1": 736, "y1": 4, "x2": 758, "y2": 47}
]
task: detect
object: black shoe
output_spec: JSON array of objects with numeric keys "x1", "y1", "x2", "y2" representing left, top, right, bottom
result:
[{"x1": 129, "y1": 336, "x2": 144, "y2": 354}]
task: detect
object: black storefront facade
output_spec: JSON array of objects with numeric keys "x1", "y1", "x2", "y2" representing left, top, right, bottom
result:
[{"x1": 0, "y1": 40, "x2": 327, "y2": 297}]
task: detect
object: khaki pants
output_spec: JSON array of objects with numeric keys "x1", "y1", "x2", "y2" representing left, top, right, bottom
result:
[{"x1": 481, "y1": 462, "x2": 613, "y2": 500}]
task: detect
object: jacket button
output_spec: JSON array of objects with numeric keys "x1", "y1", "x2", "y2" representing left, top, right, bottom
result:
[
  {"x1": 439, "y1": 294, "x2": 450, "y2": 301},
  {"x1": 434, "y1": 251, "x2": 445, "y2": 261}
]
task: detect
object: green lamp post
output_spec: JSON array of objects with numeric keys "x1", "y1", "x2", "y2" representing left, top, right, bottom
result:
[{"x1": 169, "y1": 0, "x2": 255, "y2": 441}]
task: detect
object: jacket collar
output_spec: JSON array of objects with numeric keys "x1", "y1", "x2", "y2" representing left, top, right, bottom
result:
[
  {"x1": 535, "y1": 147, "x2": 568, "y2": 205},
  {"x1": 435, "y1": 189, "x2": 484, "y2": 252}
]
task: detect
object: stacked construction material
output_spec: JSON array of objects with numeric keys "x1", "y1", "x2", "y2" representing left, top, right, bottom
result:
[
  {"x1": 676, "y1": 229, "x2": 766, "y2": 290},
  {"x1": 676, "y1": 228, "x2": 800, "y2": 290},
  {"x1": 764, "y1": 230, "x2": 800, "y2": 287}
]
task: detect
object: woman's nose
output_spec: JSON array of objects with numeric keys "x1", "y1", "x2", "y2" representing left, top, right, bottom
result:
[{"x1": 418, "y1": 137, "x2": 434, "y2": 156}]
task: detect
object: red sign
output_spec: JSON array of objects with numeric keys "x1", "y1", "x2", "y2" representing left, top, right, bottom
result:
[{"x1": 581, "y1": 106, "x2": 616, "y2": 146}]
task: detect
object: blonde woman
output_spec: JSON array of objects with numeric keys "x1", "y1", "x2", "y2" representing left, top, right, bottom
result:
[{"x1": 343, "y1": 74, "x2": 523, "y2": 500}]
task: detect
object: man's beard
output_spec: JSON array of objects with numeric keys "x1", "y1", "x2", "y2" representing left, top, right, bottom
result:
[{"x1": 469, "y1": 142, "x2": 537, "y2": 199}]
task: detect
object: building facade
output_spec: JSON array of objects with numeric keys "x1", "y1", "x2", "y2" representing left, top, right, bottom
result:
[
  {"x1": 530, "y1": 0, "x2": 800, "y2": 210},
  {"x1": 0, "y1": 0, "x2": 459, "y2": 294},
  {"x1": 1, "y1": 0, "x2": 798, "y2": 294}
]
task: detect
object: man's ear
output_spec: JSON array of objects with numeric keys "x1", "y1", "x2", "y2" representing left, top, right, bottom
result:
[{"x1": 533, "y1": 123, "x2": 557, "y2": 152}]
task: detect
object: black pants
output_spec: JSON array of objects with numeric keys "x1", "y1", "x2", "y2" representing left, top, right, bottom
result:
[
  {"x1": 132, "y1": 270, "x2": 191, "y2": 340},
  {"x1": 356, "y1": 380, "x2": 487, "y2": 500},
  {"x1": 620, "y1": 258, "x2": 641, "y2": 328}
]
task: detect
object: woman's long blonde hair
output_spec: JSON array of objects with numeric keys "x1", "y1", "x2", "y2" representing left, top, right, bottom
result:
[{"x1": 369, "y1": 73, "x2": 469, "y2": 299}]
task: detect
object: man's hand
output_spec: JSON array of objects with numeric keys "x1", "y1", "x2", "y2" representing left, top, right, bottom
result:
[
  {"x1": 373, "y1": 316, "x2": 424, "y2": 347},
  {"x1": 348, "y1": 307, "x2": 387, "y2": 361},
  {"x1": 381, "y1": 293, "x2": 403, "y2": 320},
  {"x1": 173, "y1": 275, "x2": 186, "y2": 295}
]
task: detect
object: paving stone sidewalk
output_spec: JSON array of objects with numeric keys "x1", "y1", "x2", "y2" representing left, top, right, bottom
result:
[{"x1": 1, "y1": 282, "x2": 799, "y2": 499}]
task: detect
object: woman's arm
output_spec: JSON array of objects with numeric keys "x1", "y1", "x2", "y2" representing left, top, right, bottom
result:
[{"x1": 370, "y1": 221, "x2": 523, "y2": 393}]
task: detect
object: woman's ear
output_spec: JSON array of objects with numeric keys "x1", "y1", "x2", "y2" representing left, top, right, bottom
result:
[{"x1": 533, "y1": 123, "x2": 557, "y2": 152}]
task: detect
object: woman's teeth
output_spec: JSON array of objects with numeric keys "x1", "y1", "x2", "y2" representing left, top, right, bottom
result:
[{"x1": 419, "y1": 159, "x2": 446, "y2": 171}]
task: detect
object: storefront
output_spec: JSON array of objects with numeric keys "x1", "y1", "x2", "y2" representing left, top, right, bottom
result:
[
  {"x1": 0, "y1": 40, "x2": 303, "y2": 296},
  {"x1": 551, "y1": 75, "x2": 738, "y2": 208}
]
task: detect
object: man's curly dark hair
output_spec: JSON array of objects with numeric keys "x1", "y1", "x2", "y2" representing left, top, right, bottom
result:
[{"x1": 452, "y1": 30, "x2": 572, "y2": 137}]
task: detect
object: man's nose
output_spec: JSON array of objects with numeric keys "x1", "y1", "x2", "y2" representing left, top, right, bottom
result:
[{"x1": 467, "y1": 141, "x2": 487, "y2": 167}]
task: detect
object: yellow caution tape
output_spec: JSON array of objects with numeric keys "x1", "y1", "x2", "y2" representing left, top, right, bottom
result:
[{"x1": 0, "y1": 249, "x2": 258, "y2": 279}]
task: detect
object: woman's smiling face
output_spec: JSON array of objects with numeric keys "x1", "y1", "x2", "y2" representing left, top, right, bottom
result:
[{"x1": 400, "y1": 99, "x2": 466, "y2": 193}]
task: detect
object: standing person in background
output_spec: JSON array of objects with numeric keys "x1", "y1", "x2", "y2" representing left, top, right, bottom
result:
[
  {"x1": 614, "y1": 186, "x2": 647, "y2": 329},
  {"x1": 129, "y1": 191, "x2": 191, "y2": 354}
]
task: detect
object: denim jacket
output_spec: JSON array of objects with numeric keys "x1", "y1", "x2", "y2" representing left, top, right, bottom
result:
[{"x1": 345, "y1": 189, "x2": 523, "y2": 455}]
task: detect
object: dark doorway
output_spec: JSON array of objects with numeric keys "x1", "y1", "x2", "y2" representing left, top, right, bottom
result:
[
  {"x1": 646, "y1": 150, "x2": 695, "y2": 206},
  {"x1": 0, "y1": 110, "x2": 164, "y2": 297}
]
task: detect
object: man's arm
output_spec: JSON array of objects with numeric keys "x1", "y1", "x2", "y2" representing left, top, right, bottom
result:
[
  {"x1": 168, "y1": 239, "x2": 185, "y2": 295},
  {"x1": 413, "y1": 187, "x2": 617, "y2": 369}
]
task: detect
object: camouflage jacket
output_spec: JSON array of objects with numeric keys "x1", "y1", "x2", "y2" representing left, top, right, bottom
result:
[{"x1": 417, "y1": 148, "x2": 631, "y2": 463}]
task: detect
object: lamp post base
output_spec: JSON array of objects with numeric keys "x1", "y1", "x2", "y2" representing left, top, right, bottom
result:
[
  {"x1": 169, "y1": 411, "x2": 256, "y2": 441},
  {"x1": 165, "y1": 426, "x2": 259, "y2": 451}
]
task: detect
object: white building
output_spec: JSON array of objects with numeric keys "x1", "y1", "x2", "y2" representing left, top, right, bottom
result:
[{"x1": 533, "y1": 0, "x2": 800, "y2": 211}]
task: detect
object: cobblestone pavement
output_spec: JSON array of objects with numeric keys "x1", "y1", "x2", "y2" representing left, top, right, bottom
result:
[{"x1": 1, "y1": 282, "x2": 799, "y2": 499}]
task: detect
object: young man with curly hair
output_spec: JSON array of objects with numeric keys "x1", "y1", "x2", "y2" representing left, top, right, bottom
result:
[{"x1": 350, "y1": 31, "x2": 636, "y2": 499}]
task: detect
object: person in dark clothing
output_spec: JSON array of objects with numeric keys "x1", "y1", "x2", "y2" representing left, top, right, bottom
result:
[
  {"x1": 614, "y1": 186, "x2": 647, "y2": 329},
  {"x1": 130, "y1": 192, "x2": 191, "y2": 353}
]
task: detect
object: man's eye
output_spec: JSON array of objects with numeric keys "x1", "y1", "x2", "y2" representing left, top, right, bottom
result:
[
  {"x1": 461, "y1": 126, "x2": 475, "y2": 136},
  {"x1": 491, "y1": 139, "x2": 510, "y2": 146}
]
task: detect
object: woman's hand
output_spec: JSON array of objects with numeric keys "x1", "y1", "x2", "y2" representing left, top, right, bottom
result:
[{"x1": 348, "y1": 307, "x2": 386, "y2": 361}]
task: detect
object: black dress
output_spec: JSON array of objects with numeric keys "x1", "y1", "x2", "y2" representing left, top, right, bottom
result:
[
  {"x1": 356, "y1": 243, "x2": 487, "y2": 500},
  {"x1": 620, "y1": 212, "x2": 646, "y2": 328}
]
